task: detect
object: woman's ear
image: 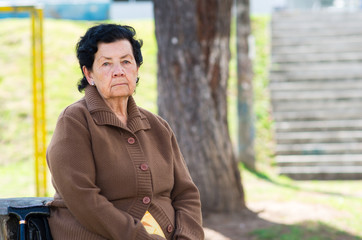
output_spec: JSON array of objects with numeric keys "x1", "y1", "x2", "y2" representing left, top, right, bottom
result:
[{"x1": 82, "y1": 66, "x2": 94, "y2": 85}]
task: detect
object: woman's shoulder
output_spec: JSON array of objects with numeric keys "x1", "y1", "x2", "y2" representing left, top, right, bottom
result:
[
  {"x1": 57, "y1": 97, "x2": 89, "y2": 122},
  {"x1": 138, "y1": 107, "x2": 173, "y2": 132}
]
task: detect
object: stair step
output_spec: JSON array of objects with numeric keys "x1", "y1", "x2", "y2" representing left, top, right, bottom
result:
[
  {"x1": 272, "y1": 13, "x2": 362, "y2": 30},
  {"x1": 276, "y1": 154, "x2": 362, "y2": 166},
  {"x1": 269, "y1": 79, "x2": 362, "y2": 91},
  {"x1": 278, "y1": 166, "x2": 362, "y2": 180},
  {"x1": 272, "y1": 100, "x2": 362, "y2": 112},
  {"x1": 275, "y1": 120, "x2": 362, "y2": 132},
  {"x1": 272, "y1": 23, "x2": 362, "y2": 33},
  {"x1": 276, "y1": 142, "x2": 362, "y2": 155},
  {"x1": 272, "y1": 52, "x2": 362, "y2": 64},
  {"x1": 280, "y1": 166, "x2": 362, "y2": 173},
  {"x1": 271, "y1": 89, "x2": 362, "y2": 101},
  {"x1": 275, "y1": 131, "x2": 362, "y2": 144},
  {"x1": 272, "y1": 35, "x2": 362, "y2": 47},
  {"x1": 272, "y1": 12, "x2": 362, "y2": 23},
  {"x1": 273, "y1": 28, "x2": 362, "y2": 39},
  {"x1": 270, "y1": 71, "x2": 362, "y2": 82},
  {"x1": 272, "y1": 42, "x2": 362, "y2": 54},
  {"x1": 271, "y1": 62, "x2": 362, "y2": 72},
  {"x1": 273, "y1": 109, "x2": 362, "y2": 121}
]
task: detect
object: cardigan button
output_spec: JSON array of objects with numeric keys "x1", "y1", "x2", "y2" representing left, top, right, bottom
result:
[
  {"x1": 127, "y1": 137, "x2": 135, "y2": 144},
  {"x1": 167, "y1": 224, "x2": 173, "y2": 233},
  {"x1": 142, "y1": 196, "x2": 151, "y2": 204},
  {"x1": 140, "y1": 163, "x2": 148, "y2": 171}
]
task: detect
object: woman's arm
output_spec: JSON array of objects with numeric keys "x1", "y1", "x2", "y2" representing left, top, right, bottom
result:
[
  {"x1": 47, "y1": 114, "x2": 163, "y2": 240},
  {"x1": 169, "y1": 133, "x2": 205, "y2": 240}
]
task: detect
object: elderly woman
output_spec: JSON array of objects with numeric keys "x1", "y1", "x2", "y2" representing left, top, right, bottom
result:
[{"x1": 46, "y1": 24, "x2": 204, "y2": 240}]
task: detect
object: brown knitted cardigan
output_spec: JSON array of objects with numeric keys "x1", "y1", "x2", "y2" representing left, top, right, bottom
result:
[{"x1": 46, "y1": 86, "x2": 204, "y2": 240}]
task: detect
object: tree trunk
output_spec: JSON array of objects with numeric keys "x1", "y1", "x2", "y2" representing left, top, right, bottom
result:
[
  {"x1": 236, "y1": 0, "x2": 255, "y2": 170},
  {"x1": 153, "y1": 0, "x2": 245, "y2": 213}
]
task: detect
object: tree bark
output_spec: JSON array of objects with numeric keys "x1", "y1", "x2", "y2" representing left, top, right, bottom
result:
[
  {"x1": 153, "y1": 0, "x2": 245, "y2": 213},
  {"x1": 236, "y1": 0, "x2": 255, "y2": 170}
]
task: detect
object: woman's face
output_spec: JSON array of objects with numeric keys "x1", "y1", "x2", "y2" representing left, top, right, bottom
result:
[{"x1": 83, "y1": 39, "x2": 139, "y2": 101}]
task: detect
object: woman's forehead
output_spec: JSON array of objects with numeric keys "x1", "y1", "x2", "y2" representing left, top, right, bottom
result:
[{"x1": 96, "y1": 40, "x2": 133, "y2": 57}]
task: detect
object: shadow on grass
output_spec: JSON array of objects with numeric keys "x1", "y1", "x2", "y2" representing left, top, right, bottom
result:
[
  {"x1": 251, "y1": 220, "x2": 362, "y2": 240},
  {"x1": 244, "y1": 166, "x2": 362, "y2": 200},
  {"x1": 204, "y1": 210, "x2": 362, "y2": 240}
]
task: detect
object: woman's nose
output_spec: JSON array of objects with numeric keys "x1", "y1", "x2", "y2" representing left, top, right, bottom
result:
[{"x1": 113, "y1": 64, "x2": 125, "y2": 77}]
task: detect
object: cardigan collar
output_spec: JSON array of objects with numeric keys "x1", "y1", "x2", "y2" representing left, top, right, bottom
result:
[{"x1": 84, "y1": 85, "x2": 150, "y2": 133}]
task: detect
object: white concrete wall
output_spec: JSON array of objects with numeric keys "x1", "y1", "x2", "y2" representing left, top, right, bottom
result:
[
  {"x1": 251, "y1": 0, "x2": 287, "y2": 14},
  {"x1": 109, "y1": 0, "x2": 287, "y2": 20},
  {"x1": 110, "y1": 2, "x2": 153, "y2": 20}
]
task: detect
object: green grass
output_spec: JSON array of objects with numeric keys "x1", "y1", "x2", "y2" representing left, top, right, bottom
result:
[
  {"x1": 252, "y1": 221, "x2": 362, "y2": 240},
  {"x1": 0, "y1": 16, "x2": 361, "y2": 240},
  {"x1": 0, "y1": 158, "x2": 36, "y2": 197},
  {"x1": 243, "y1": 166, "x2": 362, "y2": 239}
]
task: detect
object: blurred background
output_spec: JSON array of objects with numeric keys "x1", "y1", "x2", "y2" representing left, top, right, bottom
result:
[{"x1": 0, "y1": 0, "x2": 361, "y2": 239}]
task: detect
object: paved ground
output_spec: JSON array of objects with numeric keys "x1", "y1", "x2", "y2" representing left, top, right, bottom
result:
[
  {"x1": 203, "y1": 208, "x2": 273, "y2": 240},
  {"x1": 203, "y1": 200, "x2": 352, "y2": 240}
]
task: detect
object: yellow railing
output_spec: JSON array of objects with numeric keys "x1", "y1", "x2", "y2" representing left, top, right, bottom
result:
[{"x1": 0, "y1": 5, "x2": 47, "y2": 197}]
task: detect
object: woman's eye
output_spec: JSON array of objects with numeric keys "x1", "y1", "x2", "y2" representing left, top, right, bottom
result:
[
  {"x1": 123, "y1": 60, "x2": 130, "y2": 64},
  {"x1": 103, "y1": 62, "x2": 110, "y2": 66}
]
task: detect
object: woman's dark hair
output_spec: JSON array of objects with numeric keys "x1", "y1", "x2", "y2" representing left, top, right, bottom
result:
[{"x1": 76, "y1": 24, "x2": 143, "y2": 92}]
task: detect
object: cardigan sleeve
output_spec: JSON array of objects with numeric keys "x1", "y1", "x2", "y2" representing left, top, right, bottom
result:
[
  {"x1": 47, "y1": 114, "x2": 164, "y2": 240},
  {"x1": 169, "y1": 132, "x2": 205, "y2": 240}
]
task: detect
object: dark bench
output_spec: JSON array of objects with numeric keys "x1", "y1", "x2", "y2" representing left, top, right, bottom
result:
[{"x1": 0, "y1": 197, "x2": 53, "y2": 240}]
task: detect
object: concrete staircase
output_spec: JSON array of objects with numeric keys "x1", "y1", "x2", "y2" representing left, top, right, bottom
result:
[{"x1": 270, "y1": 11, "x2": 362, "y2": 180}]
